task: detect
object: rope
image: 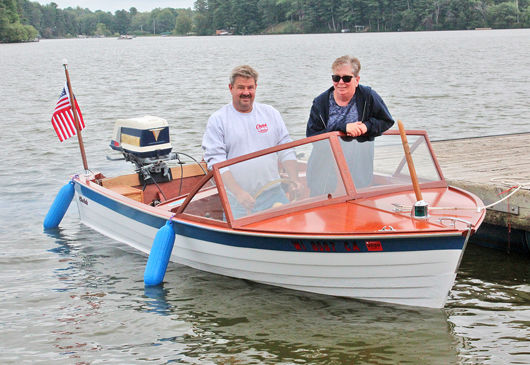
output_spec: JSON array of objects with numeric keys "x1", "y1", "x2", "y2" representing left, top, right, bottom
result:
[
  {"x1": 481, "y1": 184, "x2": 521, "y2": 211},
  {"x1": 489, "y1": 176, "x2": 530, "y2": 190},
  {"x1": 479, "y1": 176, "x2": 530, "y2": 211}
]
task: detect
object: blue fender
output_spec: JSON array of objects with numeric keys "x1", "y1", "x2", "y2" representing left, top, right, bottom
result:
[
  {"x1": 144, "y1": 220, "x2": 176, "y2": 286},
  {"x1": 43, "y1": 181, "x2": 75, "y2": 229}
]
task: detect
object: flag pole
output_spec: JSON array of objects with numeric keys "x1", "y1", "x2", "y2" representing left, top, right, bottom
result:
[{"x1": 62, "y1": 60, "x2": 89, "y2": 172}]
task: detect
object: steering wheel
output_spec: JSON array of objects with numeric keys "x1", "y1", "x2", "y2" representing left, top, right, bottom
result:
[{"x1": 253, "y1": 178, "x2": 296, "y2": 200}]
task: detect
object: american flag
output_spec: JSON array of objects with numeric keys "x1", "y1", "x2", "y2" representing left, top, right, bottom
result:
[{"x1": 51, "y1": 83, "x2": 85, "y2": 142}]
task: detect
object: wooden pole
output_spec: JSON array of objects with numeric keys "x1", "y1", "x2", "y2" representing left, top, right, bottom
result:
[
  {"x1": 397, "y1": 120, "x2": 423, "y2": 201},
  {"x1": 63, "y1": 61, "x2": 89, "y2": 172}
]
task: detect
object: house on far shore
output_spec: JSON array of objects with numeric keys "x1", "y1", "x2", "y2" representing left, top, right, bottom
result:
[
  {"x1": 341, "y1": 25, "x2": 365, "y2": 33},
  {"x1": 216, "y1": 29, "x2": 233, "y2": 36}
]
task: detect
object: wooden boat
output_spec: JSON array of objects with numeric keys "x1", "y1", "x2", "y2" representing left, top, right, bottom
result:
[{"x1": 47, "y1": 116, "x2": 485, "y2": 308}]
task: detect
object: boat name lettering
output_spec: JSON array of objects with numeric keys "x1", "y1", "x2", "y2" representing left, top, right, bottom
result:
[
  {"x1": 291, "y1": 240, "x2": 336, "y2": 252},
  {"x1": 344, "y1": 242, "x2": 361, "y2": 251},
  {"x1": 311, "y1": 241, "x2": 336, "y2": 252},
  {"x1": 365, "y1": 240, "x2": 383, "y2": 251},
  {"x1": 291, "y1": 240, "x2": 307, "y2": 251},
  {"x1": 79, "y1": 196, "x2": 88, "y2": 205}
]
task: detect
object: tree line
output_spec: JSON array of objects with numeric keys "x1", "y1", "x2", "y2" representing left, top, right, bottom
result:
[{"x1": 1, "y1": 0, "x2": 529, "y2": 42}]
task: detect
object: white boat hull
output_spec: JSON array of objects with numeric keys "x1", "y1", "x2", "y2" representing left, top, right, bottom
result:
[{"x1": 74, "y1": 183, "x2": 465, "y2": 309}]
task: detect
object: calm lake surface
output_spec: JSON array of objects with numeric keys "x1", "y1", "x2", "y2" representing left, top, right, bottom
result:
[{"x1": 1, "y1": 30, "x2": 529, "y2": 364}]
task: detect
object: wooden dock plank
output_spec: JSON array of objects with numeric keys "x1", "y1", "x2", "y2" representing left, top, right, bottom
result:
[{"x1": 431, "y1": 133, "x2": 530, "y2": 232}]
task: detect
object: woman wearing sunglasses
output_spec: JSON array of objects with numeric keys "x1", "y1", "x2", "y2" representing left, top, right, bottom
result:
[
  {"x1": 305, "y1": 55, "x2": 394, "y2": 194},
  {"x1": 306, "y1": 55, "x2": 394, "y2": 140}
]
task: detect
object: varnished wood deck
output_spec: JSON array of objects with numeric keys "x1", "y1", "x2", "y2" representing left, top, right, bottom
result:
[{"x1": 431, "y1": 132, "x2": 530, "y2": 233}]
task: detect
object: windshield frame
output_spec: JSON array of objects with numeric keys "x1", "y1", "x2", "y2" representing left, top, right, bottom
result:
[{"x1": 176, "y1": 130, "x2": 447, "y2": 228}]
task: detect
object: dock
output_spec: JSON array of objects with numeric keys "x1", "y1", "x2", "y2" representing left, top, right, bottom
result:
[{"x1": 431, "y1": 132, "x2": 530, "y2": 254}]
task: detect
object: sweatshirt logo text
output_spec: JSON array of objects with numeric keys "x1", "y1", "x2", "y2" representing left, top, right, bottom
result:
[{"x1": 256, "y1": 123, "x2": 268, "y2": 133}]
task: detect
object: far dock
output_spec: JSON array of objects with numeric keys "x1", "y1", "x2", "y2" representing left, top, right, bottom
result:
[{"x1": 431, "y1": 132, "x2": 530, "y2": 254}]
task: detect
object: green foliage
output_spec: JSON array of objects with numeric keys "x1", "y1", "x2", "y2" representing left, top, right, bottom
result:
[
  {"x1": 114, "y1": 9, "x2": 130, "y2": 35},
  {"x1": 129, "y1": 12, "x2": 150, "y2": 34},
  {"x1": 487, "y1": 2, "x2": 520, "y2": 28},
  {"x1": 0, "y1": 0, "x2": 38, "y2": 41},
  {"x1": 193, "y1": 13, "x2": 210, "y2": 35},
  {"x1": 95, "y1": 22, "x2": 110, "y2": 36},
  {"x1": 231, "y1": 0, "x2": 261, "y2": 34},
  {"x1": 263, "y1": 20, "x2": 303, "y2": 34},
  {"x1": 0, "y1": 22, "x2": 37, "y2": 41},
  {"x1": 2, "y1": 0, "x2": 528, "y2": 42},
  {"x1": 175, "y1": 10, "x2": 193, "y2": 35},
  {"x1": 153, "y1": 8, "x2": 178, "y2": 34},
  {"x1": 524, "y1": 6, "x2": 530, "y2": 26}
]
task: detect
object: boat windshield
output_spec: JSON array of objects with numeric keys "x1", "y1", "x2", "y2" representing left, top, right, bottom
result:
[
  {"x1": 182, "y1": 131, "x2": 443, "y2": 224},
  {"x1": 218, "y1": 137, "x2": 347, "y2": 221},
  {"x1": 342, "y1": 133, "x2": 442, "y2": 192}
]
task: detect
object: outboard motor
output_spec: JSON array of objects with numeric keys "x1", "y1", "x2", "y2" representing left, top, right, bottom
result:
[{"x1": 109, "y1": 116, "x2": 176, "y2": 185}]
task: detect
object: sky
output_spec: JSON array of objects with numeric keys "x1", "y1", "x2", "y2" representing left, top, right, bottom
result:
[{"x1": 35, "y1": 0, "x2": 195, "y2": 12}]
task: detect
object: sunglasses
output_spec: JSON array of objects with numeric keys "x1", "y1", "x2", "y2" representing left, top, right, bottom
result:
[{"x1": 331, "y1": 75, "x2": 355, "y2": 83}]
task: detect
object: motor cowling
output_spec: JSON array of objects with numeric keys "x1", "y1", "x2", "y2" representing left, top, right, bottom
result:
[
  {"x1": 109, "y1": 116, "x2": 175, "y2": 184},
  {"x1": 110, "y1": 115, "x2": 173, "y2": 165}
]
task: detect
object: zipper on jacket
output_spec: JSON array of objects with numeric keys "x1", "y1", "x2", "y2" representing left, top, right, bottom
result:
[{"x1": 319, "y1": 114, "x2": 326, "y2": 129}]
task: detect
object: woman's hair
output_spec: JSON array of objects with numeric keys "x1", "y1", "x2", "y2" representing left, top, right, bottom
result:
[{"x1": 332, "y1": 55, "x2": 361, "y2": 76}]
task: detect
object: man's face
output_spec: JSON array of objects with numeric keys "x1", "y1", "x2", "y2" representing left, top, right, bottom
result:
[{"x1": 229, "y1": 76, "x2": 256, "y2": 113}]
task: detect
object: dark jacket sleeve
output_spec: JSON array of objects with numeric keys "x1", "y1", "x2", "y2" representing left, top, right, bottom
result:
[
  {"x1": 362, "y1": 87, "x2": 394, "y2": 139},
  {"x1": 306, "y1": 100, "x2": 325, "y2": 137},
  {"x1": 306, "y1": 88, "x2": 332, "y2": 137}
]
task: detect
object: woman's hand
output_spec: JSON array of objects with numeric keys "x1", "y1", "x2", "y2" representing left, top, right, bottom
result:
[{"x1": 346, "y1": 121, "x2": 367, "y2": 137}]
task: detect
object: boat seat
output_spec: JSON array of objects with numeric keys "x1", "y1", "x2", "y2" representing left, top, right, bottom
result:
[{"x1": 108, "y1": 185, "x2": 144, "y2": 203}]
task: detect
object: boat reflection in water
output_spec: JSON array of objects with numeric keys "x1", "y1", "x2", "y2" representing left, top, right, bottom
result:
[{"x1": 142, "y1": 269, "x2": 459, "y2": 364}]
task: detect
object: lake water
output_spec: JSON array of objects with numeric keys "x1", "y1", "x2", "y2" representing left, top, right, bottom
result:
[{"x1": 1, "y1": 30, "x2": 529, "y2": 364}]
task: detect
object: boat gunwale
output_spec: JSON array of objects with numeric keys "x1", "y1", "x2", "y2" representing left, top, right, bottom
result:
[{"x1": 75, "y1": 176, "x2": 474, "y2": 240}]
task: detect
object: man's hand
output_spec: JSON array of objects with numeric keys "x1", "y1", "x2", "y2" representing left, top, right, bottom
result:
[
  {"x1": 222, "y1": 169, "x2": 255, "y2": 213},
  {"x1": 235, "y1": 190, "x2": 255, "y2": 212},
  {"x1": 287, "y1": 179, "x2": 304, "y2": 201},
  {"x1": 346, "y1": 121, "x2": 367, "y2": 137}
]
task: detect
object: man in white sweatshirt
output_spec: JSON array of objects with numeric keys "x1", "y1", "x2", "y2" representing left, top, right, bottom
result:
[{"x1": 202, "y1": 65, "x2": 299, "y2": 218}]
